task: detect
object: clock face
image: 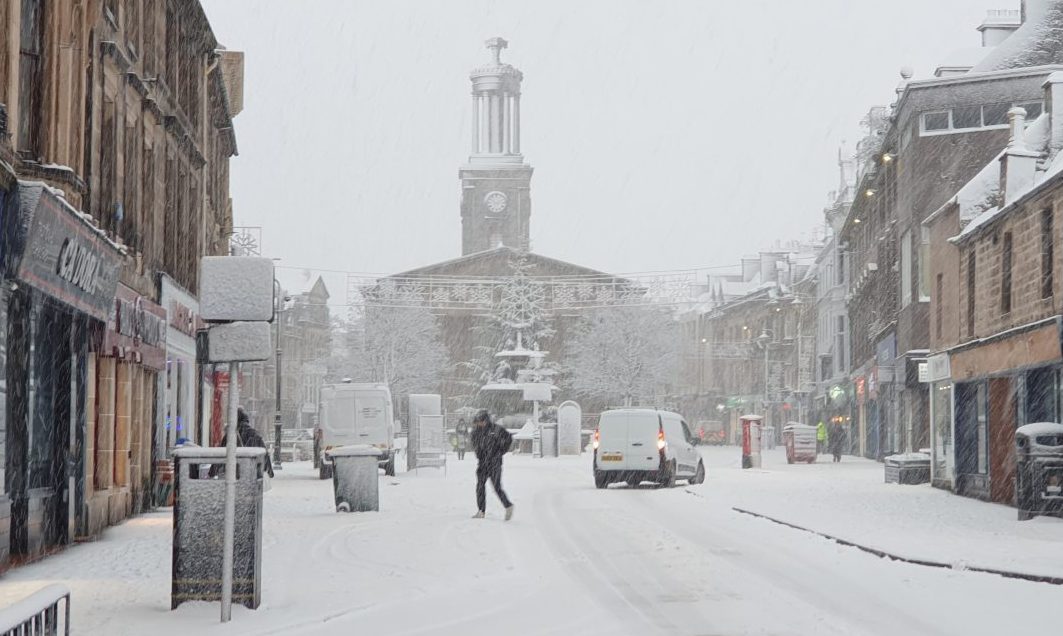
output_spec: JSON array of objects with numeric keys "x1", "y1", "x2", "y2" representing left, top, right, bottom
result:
[{"x1": 484, "y1": 191, "x2": 508, "y2": 214}]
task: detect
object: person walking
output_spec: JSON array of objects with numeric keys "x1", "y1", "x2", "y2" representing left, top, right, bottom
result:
[
  {"x1": 212, "y1": 407, "x2": 275, "y2": 478},
  {"x1": 455, "y1": 418, "x2": 469, "y2": 461},
  {"x1": 816, "y1": 420, "x2": 828, "y2": 455},
  {"x1": 828, "y1": 421, "x2": 845, "y2": 463},
  {"x1": 470, "y1": 410, "x2": 514, "y2": 520}
]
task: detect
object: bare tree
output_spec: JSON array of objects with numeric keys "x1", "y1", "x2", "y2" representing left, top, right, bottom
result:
[
  {"x1": 564, "y1": 306, "x2": 680, "y2": 407},
  {"x1": 339, "y1": 305, "x2": 450, "y2": 399}
]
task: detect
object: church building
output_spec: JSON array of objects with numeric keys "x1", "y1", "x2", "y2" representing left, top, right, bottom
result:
[{"x1": 368, "y1": 38, "x2": 636, "y2": 413}]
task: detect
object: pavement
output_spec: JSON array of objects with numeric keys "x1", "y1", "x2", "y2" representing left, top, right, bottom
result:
[{"x1": 0, "y1": 446, "x2": 1058, "y2": 635}]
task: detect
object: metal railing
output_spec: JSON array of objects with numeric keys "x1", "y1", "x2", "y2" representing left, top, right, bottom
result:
[{"x1": 0, "y1": 584, "x2": 71, "y2": 636}]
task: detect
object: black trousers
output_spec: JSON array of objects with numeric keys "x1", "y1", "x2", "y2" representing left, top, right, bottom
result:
[{"x1": 476, "y1": 461, "x2": 512, "y2": 511}]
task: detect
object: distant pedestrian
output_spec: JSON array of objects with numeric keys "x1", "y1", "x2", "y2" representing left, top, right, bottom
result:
[
  {"x1": 816, "y1": 420, "x2": 827, "y2": 455},
  {"x1": 828, "y1": 422, "x2": 845, "y2": 463},
  {"x1": 470, "y1": 410, "x2": 514, "y2": 520},
  {"x1": 456, "y1": 418, "x2": 469, "y2": 460},
  {"x1": 212, "y1": 407, "x2": 275, "y2": 478}
]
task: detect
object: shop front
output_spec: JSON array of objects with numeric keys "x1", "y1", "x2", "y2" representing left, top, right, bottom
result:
[
  {"x1": 83, "y1": 285, "x2": 167, "y2": 536},
  {"x1": 0, "y1": 164, "x2": 18, "y2": 567},
  {"x1": 925, "y1": 353, "x2": 954, "y2": 490},
  {"x1": 5, "y1": 183, "x2": 122, "y2": 561},
  {"x1": 157, "y1": 275, "x2": 203, "y2": 459},
  {"x1": 950, "y1": 318, "x2": 1062, "y2": 504}
]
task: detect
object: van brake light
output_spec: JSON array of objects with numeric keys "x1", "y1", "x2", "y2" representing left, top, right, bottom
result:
[
  {"x1": 593, "y1": 429, "x2": 600, "y2": 450},
  {"x1": 657, "y1": 429, "x2": 667, "y2": 450}
]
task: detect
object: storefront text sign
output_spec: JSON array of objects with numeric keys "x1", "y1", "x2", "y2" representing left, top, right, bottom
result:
[
  {"x1": 16, "y1": 184, "x2": 122, "y2": 321},
  {"x1": 104, "y1": 284, "x2": 168, "y2": 370}
]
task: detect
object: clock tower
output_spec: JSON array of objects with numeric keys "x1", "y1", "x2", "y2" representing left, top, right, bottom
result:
[{"x1": 460, "y1": 37, "x2": 533, "y2": 255}]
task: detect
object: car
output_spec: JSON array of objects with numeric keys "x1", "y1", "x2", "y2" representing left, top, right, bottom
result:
[{"x1": 592, "y1": 408, "x2": 705, "y2": 489}]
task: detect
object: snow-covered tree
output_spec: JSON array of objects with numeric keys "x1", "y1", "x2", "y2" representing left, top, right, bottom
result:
[
  {"x1": 341, "y1": 304, "x2": 450, "y2": 399},
  {"x1": 564, "y1": 306, "x2": 680, "y2": 407}
]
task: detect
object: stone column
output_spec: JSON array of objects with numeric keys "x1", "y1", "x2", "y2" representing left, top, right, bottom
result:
[
  {"x1": 116, "y1": 362, "x2": 133, "y2": 490},
  {"x1": 96, "y1": 357, "x2": 116, "y2": 491},
  {"x1": 489, "y1": 93, "x2": 501, "y2": 153},
  {"x1": 513, "y1": 95, "x2": 521, "y2": 154},
  {"x1": 471, "y1": 93, "x2": 480, "y2": 154},
  {"x1": 502, "y1": 94, "x2": 511, "y2": 154}
]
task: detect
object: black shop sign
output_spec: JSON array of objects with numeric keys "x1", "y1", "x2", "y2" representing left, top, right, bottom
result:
[{"x1": 16, "y1": 183, "x2": 122, "y2": 322}]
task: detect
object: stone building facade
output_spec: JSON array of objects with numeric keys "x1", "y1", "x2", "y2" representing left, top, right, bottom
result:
[
  {"x1": 0, "y1": 0, "x2": 241, "y2": 566},
  {"x1": 925, "y1": 77, "x2": 1063, "y2": 504}
]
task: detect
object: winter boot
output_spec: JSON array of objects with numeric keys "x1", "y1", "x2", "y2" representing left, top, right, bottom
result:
[
  {"x1": 472, "y1": 510, "x2": 485, "y2": 519},
  {"x1": 504, "y1": 505, "x2": 514, "y2": 521}
]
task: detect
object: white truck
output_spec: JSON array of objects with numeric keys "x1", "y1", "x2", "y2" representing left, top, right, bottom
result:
[{"x1": 316, "y1": 382, "x2": 397, "y2": 479}]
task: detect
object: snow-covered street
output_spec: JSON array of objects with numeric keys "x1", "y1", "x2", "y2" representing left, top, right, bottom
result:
[{"x1": 0, "y1": 447, "x2": 1058, "y2": 636}]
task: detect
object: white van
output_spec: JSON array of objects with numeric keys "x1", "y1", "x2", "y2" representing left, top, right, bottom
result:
[
  {"x1": 592, "y1": 409, "x2": 705, "y2": 488},
  {"x1": 317, "y1": 382, "x2": 396, "y2": 479}
]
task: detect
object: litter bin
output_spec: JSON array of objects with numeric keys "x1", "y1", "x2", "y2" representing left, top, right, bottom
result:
[
  {"x1": 884, "y1": 452, "x2": 931, "y2": 484},
  {"x1": 326, "y1": 445, "x2": 380, "y2": 512},
  {"x1": 171, "y1": 447, "x2": 265, "y2": 610},
  {"x1": 782, "y1": 423, "x2": 817, "y2": 464},
  {"x1": 1016, "y1": 422, "x2": 1063, "y2": 521}
]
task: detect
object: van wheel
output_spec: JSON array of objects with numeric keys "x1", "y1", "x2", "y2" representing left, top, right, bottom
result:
[
  {"x1": 594, "y1": 470, "x2": 609, "y2": 489},
  {"x1": 658, "y1": 461, "x2": 677, "y2": 488},
  {"x1": 690, "y1": 461, "x2": 705, "y2": 485},
  {"x1": 319, "y1": 463, "x2": 333, "y2": 480}
]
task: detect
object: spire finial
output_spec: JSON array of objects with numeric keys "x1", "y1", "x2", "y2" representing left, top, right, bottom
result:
[{"x1": 485, "y1": 37, "x2": 508, "y2": 65}]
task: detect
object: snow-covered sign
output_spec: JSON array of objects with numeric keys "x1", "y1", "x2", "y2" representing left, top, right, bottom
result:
[
  {"x1": 418, "y1": 415, "x2": 445, "y2": 453},
  {"x1": 207, "y1": 321, "x2": 272, "y2": 362},
  {"x1": 523, "y1": 383, "x2": 553, "y2": 402},
  {"x1": 557, "y1": 401, "x2": 582, "y2": 455},
  {"x1": 199, "y1": 256, "x2": 275, "y2": 322}
]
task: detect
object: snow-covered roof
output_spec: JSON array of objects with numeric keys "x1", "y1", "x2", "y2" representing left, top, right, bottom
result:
[
  {"x1": 970, "y1": 1, "x2": 1063, "y2": 72},
  {"x1": 935, "y1": 46, "x2": 992, "y2": 75},
  {"x1": 942, "y1": 111, "x2": 1063, "y2": 243}
]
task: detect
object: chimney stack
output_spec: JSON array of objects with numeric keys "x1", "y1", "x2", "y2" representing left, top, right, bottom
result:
[
  {"x1": 1000, "y1": 107, "x2": 1039, "y2": 205},
  {"x1": 1044, "y1": 72, "x2": 1063, "y2": 155}
]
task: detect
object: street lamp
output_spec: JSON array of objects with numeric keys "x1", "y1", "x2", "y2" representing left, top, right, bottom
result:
[
  {"x1": 273, "y1": 279, "x2": 291, "y2": 470},
  {"x1": 756, "y1": 328, "x2": 774, "y2": 424}
]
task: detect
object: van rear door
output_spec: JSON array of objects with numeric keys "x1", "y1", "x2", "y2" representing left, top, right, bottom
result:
[
  {"x1": 354, "y1": 391, "x2": 391, "y2": 448},
  {"x1": 596, "y1": 411, "x2": 629, "y2": 470},
  {"x1": 625, "y1": 412, "x2": 662, "y2": 471}
]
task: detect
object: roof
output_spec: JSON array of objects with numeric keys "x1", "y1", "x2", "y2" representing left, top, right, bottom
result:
[
  {"x1": 391, "y1": 246, "x2": 618, "y2": 280},
  {"x1": 935, "y1": 46, "x2": 992, "y2": 74},
  {"x1": 970, "y1": 1, "x2": 1063, "y2": 72}
]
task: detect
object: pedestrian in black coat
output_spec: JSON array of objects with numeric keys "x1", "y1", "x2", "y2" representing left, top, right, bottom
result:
[
  {"x1": 470, "y1": 410, "x2": 514, "y2": 520},
  {"x1": 215, "y1": 407, "x2": 275, "y2": 478},
  {"x1": 455, "y1": 418, "x2": 469, "y2": 461},
  {"x1": 828, "y1": 422, "x2": 846, "y2": 463}
]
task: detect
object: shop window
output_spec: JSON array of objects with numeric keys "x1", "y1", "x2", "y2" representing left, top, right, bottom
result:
[
  {"x1": 1025, "y1": 367, "x2": 1059, "y2": 424},
  {"x1": 976, "y1": 382, "x2": 988, "y2": 474}
]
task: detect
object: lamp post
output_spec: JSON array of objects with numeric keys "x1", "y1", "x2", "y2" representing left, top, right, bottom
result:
[
  {"x1": 756, "y1": 328, "x2": 775, "y2": 440},
  {"x1": 273, "y1": 279, "x2": 289, "y2": 470}
]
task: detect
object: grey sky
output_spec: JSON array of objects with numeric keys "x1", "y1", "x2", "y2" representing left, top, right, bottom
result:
[{"x1": 201, "y1": 0, "x2": 1008, "y2": 299}]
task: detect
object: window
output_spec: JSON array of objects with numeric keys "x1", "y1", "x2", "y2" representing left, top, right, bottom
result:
[
  {"x1": 1018, "y1": 101, "x2": 1043, "y2": 120},
  {"x1": 983, "y1": 102, "x2": 1010, "y2": 126},
  {"x1": 952, "y1": 105, "x2": 982, "y2": 129},
  {"x1": 837, "y1": 250, "x2": 845, "y2": 287},
  {"x1": 922, "y1": 111, "x2": 949, "y2": 132},
  {"x1": 900, "y1": 229, "x2": 912, "y2": 308},
  {"x1": 935, "y1": 274, "x2": 943, "y2": 344},
  {"x1": 1042, "y1": 208, "x2": 1054, "y2": 299},
  {"x1": 1002, "y1": 232, "x2": 1013, "y2": 314},
  {"x1": 920, "y1": 101, "x2": 1044, "y2": 136},
  {"x1": 834, "y1": 315, "x2": 846, "y2": 374},
  {"x1": 967, "y1": 251, "x2": 976, "y2": 337},
  {"x1": 100, "y1": 98, "x2": 118, "y2": 233},
  {"x1": 17, "y1": 0, "x2": 44, "y2": 158},
  {"x1": 123, "y1": 119, "x2": 140, "y2": 249},
  {"x1": 919, "y1": 227, "x2": 931, "y2": 301}
]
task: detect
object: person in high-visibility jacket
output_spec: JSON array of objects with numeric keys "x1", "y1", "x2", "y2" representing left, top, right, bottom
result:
[{"x1": 816, "y1": 420, "x2": 828, "y2": 455}]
